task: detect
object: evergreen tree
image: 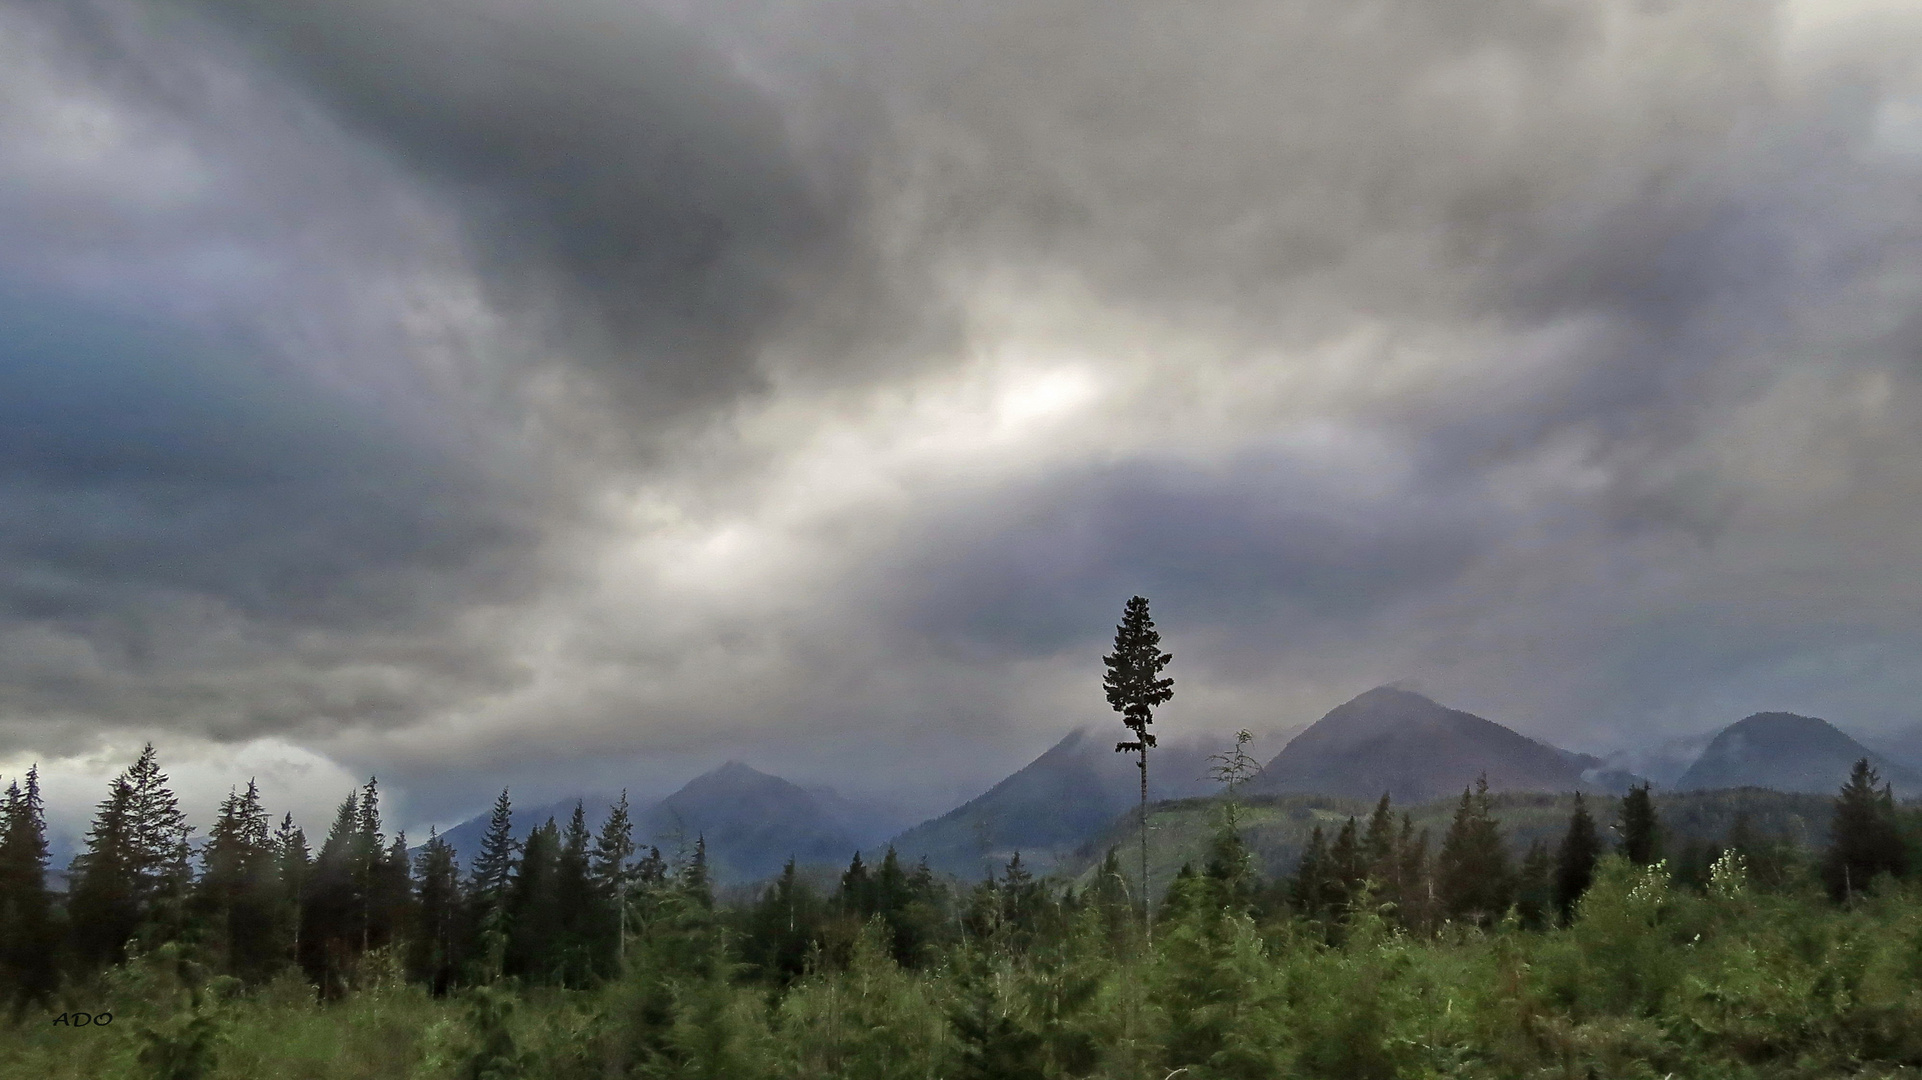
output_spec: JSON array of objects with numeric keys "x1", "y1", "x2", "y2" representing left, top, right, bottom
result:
[
  {"x1": 0, "y1": 767, "x2": 55, "y2": 1008},
  {"x1": 1396, "y1": 814, "x2": 1432, "y2": 933},
  {"x1": 274, "y1": 813, "x2": 310, "y2": 968},
  {"x1": 1361, "y1": 795, "x2": 1396, "y2": 882},
  {"x1": 375, "y1": 831, "x2": 414, "y2": 961},
  {"x1": 1619, "y1": 783, "x2": 1661, "y2": 867},
  {"x1": 1515, "y1": 840, "x2": 1552, "y2": 931},
  {"x1": 742, "y1": 858, "x2": 821, "y2": 985},
  {"x1": 68, "y1": 745, "x2": 193, "y2": 969},
  {"x1": 589, "y1": 791, "x2": 636, "y2": 973},
  {"x1": 1552, "y1": 793, "x2": 1602, "y2": 924},
  {"x1": 195, "y1": 780, "x2": 279, "y2": 981},
  {"x1": 553, "y1": 803, "x2": 595, "y2": 987},
  {"x1": 837, "y1": 851, "x2": 872, "y2": 917},
  {"x1": 1103, "y1": 595, "x2": 1173, "y2": 939},
  {"x1": 1201, "y1": 813, "x2": 1256, "y2": 913},
  {"x1": 1436, "y1": 776, "x2": 1513, "y2": 928},
  {"x1": 1292, "y1": 825, "x2": 1333, "y2": 919},
  {"x1": 997, "y1": 852, "x2": 1045, "y2": 950},
  {"x1": 505, "y1": 818, "x2": 562, "y2": 983},
  {"x1": 1087, "y1": 848, "x2": 1132, "y2": 945},
  {"x1": 1823, "y1": 758, "x2": 1908, "y2": 902},
  {"x1": 467, "y1": 787, "x2": 517, "y2": 980},
  {"x1": 128, "y1": 745, "x2": 194, "y2": 930},
  {"x1": 949, "y1": 947, "x2": 1046, "y2": 1080},
  {"x1": 679, "y1": 834, "x2": 713, "y2": 910},
  {"x1": 1329, "y1": 816, "x2": 1366, "y2": 901},
  {"x1": 68, "y1": 775, "x2": 138, "y2": 970},
  {"x1": 301, "y1": 790, "x2": 364, "y2": 993},
  {"x1": 410, "y1": 827, "x2": 462, "y2": 994},
  {"x1": 350, "y1": 779, "x2": 411, "y2": 967}
]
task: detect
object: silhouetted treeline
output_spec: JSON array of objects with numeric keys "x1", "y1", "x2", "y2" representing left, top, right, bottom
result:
[{"x1": 2, "y1": 745, "x2": 1920, "y2": 1017}]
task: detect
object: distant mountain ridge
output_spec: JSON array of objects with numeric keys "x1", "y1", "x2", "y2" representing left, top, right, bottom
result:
[
  {"x1": 638, "y1": 761, "x2": 894, "y2": 881},
  {"x1": 428, "y1": 762, "x2": 901, "y2": 884},
  {"x1": 1247, "y1": 686, "x2": 1596, "y2": 803},
  {"x1": 1675, "y1": 712, "x2": 1922, "y2": 797},
  {"x1": 885, "y1": 726, "x2": 1296, "y2": 879}
]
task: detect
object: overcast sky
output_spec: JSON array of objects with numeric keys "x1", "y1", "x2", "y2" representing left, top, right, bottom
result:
[{"x1": 7, "y1": 0, "x2": 1922, "y2": 840}]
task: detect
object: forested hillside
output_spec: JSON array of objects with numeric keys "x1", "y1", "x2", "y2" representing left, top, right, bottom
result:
[{"x1": 5, "y1": 745, "x2": 1922, "y2": 1079}]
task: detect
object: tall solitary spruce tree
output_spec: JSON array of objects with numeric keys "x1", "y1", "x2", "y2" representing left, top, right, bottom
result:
[{"x1": 1103, "y1": 595, "x2": 1173, "y2": 939}]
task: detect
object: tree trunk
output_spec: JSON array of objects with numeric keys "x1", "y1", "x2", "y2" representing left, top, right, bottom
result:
[{"x1": 1139, "y1": 748, "x2": 1151, "y2": 947}]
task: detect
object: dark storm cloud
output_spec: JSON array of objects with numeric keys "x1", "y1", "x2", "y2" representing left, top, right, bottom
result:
[
  {"x1": 0, "y1": 284, "x2": 536, "y2": 744},
  {"x1": 12, "y1": 0, "x2": 1922, "y2": 833},
  {"x1": 162, "y1": 0, "x2": 924, "y2": 426},
  {"x1": 887, "y1": 455, "x2": 1488, "y2": 657}
]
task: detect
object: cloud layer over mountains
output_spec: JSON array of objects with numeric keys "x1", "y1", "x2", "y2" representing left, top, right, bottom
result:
[{"x1": 8, "y1": 0, "x2": 1922, "y2": 834}]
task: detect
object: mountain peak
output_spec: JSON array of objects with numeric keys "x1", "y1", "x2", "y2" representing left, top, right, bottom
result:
[
  {"x1": 1676, "y1": 712, "x2": 1922, "y2": 795},
  {"x1": 1249, "y1": 688, "x2": 1587, "y2": 802}
]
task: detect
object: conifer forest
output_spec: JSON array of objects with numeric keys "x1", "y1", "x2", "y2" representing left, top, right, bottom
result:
[{"x1": 4, "y1": 744, "x2": 1922, "y2": 1079}]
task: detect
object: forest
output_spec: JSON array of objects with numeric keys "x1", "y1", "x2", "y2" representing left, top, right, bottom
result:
[{"x1": 1, "y1": 745, "x2": 1922, "y2": 1079}]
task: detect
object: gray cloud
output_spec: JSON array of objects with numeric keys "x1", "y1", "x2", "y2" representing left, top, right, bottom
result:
[{"x1": 10, "y1": 0, "x2": 1922, "y2": 833}]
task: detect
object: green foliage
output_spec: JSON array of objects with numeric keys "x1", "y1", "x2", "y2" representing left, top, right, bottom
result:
[
  {"x1": 1824, "y1": 757, "x2": 1908, "y2": 902},
  {"x1": 68, "y1": 745, "x2": 194, "y2": 972},
  {"x1": 1436, "y1": 777, "x2": 1513, "y2": 928},
  {"x1": 29, "y1": 742, "x2": 1922, "y2": 1080}
]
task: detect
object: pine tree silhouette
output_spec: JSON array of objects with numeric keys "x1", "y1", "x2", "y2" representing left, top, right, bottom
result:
[
  {"x1": 0, "y1": 766, "x2": 54, "y2": 1008},
  {"x1": 410, "y1": 827, "x2": 461, "y2": 994},
  {"x1": 1553, "y1": 793, "x2": 1601, "y2": 924},
  {"x1": 1619, "y1": 783, "x2": 1660, "y2": 867},
  {"x1": 1103, "y1": 595, "x2": 1173, "y2": 941}
]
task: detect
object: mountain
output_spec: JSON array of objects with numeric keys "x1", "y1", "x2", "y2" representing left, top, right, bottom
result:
[
  {"x1": 428, "y1": 763, "x2": 901, "y2": 885},
  {"x1": 1246, "y1": 686, "x2": 1591, "y2": 803},
  {"x1": 636, "y1": 761, "x2": 896, "y2": 882},
  {"x1": 1674, "y1": 713, "x2": 1922, "y2": 797},
  {"x1": 886, "y1": 726, "x2": 1297, "y2": 879}
]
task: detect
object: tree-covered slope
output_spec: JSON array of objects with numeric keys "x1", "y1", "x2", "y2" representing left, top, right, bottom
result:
[{"x1": 1675, "y1": 712, "x2": 1922, "y2": 796}]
